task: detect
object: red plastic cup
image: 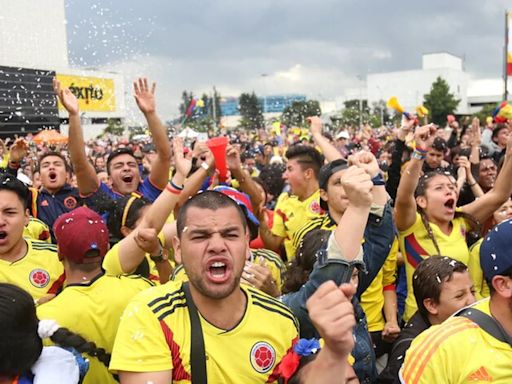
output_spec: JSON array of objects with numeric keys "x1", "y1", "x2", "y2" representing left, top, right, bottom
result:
[{"x1": 207, "y1": 136, "x2": 229, "y2": 182}]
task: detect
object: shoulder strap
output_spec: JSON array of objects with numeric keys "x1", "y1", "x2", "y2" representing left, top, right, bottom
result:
[
  {"x1": 456, "y1": 307, "x2": 512, "y2": 347},
  {"x1": 182, "y1": 282, "x2": 208, "y2": 384}
]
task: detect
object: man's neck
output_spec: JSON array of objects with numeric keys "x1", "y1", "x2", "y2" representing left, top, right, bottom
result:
[
  {"x1": 490, "y1": 296, "x2": 512, "y2": 337},
  {"x1": 0, "y1": 239, "x2": 28, "y2": 263},
  {"x1": 191, "y1": 286, "x2": 247, "y2": 330},
  {"x1": 65, "y1": 268, "x2": 103, "y2": 285},
  {"x1": 296, "y1": 183, "x2": 318, "y2": 202}
]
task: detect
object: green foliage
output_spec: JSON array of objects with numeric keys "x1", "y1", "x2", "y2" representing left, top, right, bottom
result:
[
  {"x1": 281, "y1": 100, "x2": 321, "y2": 127},
  {"x1": 423, "y1": 77, "x2": 460, "y2": 125},
  {"x1": 239, "y1": 92, "x2": 264, "y2": 129},
  {"x1": 103, "y1": 118, "x2": 124, "y2": 136},
  {"x1": 127, "y1": 125, "x2": 146, "y2": 139},
  {"x1": 179, "y1": 89, "x2": 223, "y2": 132}
]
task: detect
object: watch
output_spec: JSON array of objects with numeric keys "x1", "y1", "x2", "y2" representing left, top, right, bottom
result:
[{"x1": 150, "y1": 247, "x2": 168, "y2": 263}]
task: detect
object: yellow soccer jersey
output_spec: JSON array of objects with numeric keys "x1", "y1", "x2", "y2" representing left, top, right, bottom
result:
[
  {"x1": 272, "y1": 190, "x2": 324, "y2": 260},
  {"x1": 290, "y1": 214, "x2": 337, "y2": 260},
  {"x1": 0, "y1": 239, "x2": 64, "y2": 300},
  {"x1": 400, "y1": 298, "x2": 512, "y2": 384},
  {"x1": 110, "y1": 281, "x2": 299, "y2": 383},
  {"x1": 37, "y1": 273, "x2": 153, "y2": 384},
  {"x1": 467, "y1": 238, "x2": 490, "y2": 300},
  {"x1": 171, "y1": 248, "x2": 287, "y2": 292},
  {"x1": 399, "y1": 212, "x2": 471, "y2": 321},
  {"x1": 23, "y1": 217, "x2": 52, "y2": 243},
  {"x1": 360, "y1": 239, "x2": 398, "y2": 332}
]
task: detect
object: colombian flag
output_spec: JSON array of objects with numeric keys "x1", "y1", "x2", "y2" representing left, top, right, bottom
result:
[{"x1": 508, "y1": 12, "x2": 512, "y2": 76}]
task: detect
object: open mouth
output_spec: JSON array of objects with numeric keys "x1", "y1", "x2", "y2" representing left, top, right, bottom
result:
[
  {"x1": 444, "y1": 198, "x2": 455, "y2": 210},
  {"x1": 0, "y1": 231, "x2": 7, "y2": 240},
  {"x1": 209, "y1": 261, "x2": 227, "y2": 278},
  {"x1": 49, "y1": 171, "x2": 57, "y2": 182},
  {"x1": 121, "y1": 175, "x2": 134, "y2": 183}
]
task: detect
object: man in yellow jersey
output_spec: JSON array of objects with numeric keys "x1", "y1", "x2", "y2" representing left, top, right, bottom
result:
[
  {"x1": 37, "y1": 206, "x2": 155, "y2": 384},
  {"x1": 400, "y1": 219, "x2": 512, "y2": 383},
  {"x1": 0, "y1": 174, "x2": 64, "y2": 302},
  {"x1": 110, "y1": 191, "x2": 354, "y2": 383},
  {"x1": 259, "y1": 144, "x2": 324, "y2": 260}
]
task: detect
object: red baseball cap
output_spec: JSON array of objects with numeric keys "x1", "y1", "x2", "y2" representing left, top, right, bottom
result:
[{"x1": 53, "y1": 207, "x2": 109, "y2": 264}]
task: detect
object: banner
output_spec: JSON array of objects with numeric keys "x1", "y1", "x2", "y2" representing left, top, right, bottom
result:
[{"x1": 55, "y1": 74, "x2": 116, "y2": 112}]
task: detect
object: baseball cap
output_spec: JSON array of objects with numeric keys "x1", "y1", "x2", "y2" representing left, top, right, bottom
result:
[
  {"x1": 212, "y1": 186, "x2": 259, "y2": 227},
  {"x1": 480, "y1": 218, "x2": 512, "y2": 283},
  {"x1": 53, "y1": 207, "x2": 109, "y2": 264},
  {"x1": 336, "y1": 131, "x2": 349, "y2": 140},
  {"x1": 318, "y1": 159, "x2": 349, "y2": 210}
]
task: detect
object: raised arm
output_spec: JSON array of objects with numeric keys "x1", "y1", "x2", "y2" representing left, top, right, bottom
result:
[
  {"x1": 394, "y1": 124, "x2": 436, "y2": 231},
  {"x1": 53, "y1": 79, "x2": 98, "y2": 195},
  {"x1": 115, "y1": 138, "x2": 191, "y2": 273},
  {"x1": 308, "y1": 116, "x2": 343, "y2": 161},
  {"x1": 462, "y1": 134, "x2": 512, "y2": 223},
  {"x1": 133, "y1": 78, "x2": 172, "y2": 189}
]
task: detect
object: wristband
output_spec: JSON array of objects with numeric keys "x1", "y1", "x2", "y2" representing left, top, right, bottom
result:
[
  {"x1": 371, "y1": 173, "x2": 385, "y2": 186},
  {"x1": 150, "y1": 247, "x2": 168, "y2": 263},
  {"x1": 165, "y1": 184, "x2": 181, "y2": 195},
  {"x1": 414, "y1": 146, "x2": 428, "y2": 154},
  {"x1": 170, "y1": 179, "x2": 183, "y2": 191},
  {"x1": 467, "y1": 181, "x2": 477, "y2": 187},
  {"x1": 411, "y1": 150, "x2": 426, "y2": 160}
]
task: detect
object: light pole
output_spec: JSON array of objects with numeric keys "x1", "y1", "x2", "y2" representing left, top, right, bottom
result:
[
  {"x1": 261, "y1": 74, "x2": 268, "y2": 114},
  {"x1": 356, "y1": 75, "x2": 364, "y2": 128}
]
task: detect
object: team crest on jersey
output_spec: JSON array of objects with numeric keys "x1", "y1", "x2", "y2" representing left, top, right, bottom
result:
[
  {"x1": 250, "y1": 341, "x2": 276, "y2": 373},
  {"x1": 64, "y1": 196, "x2": 78, "y2": 209},
  {"x1": 29, "y1": 269, "x2": 50, "y2": 288},
  {"x1": 310, "y1": 200, "x2": 322, "y2": 214}
]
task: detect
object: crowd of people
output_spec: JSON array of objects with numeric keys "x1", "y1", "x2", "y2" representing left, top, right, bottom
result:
[{"x1": 0, "y1": 77, "x2": 511, "y2": 383}]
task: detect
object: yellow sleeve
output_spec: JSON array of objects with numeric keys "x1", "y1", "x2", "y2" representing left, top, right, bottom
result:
[
  {"x1": 468, "y1": 240, "x2": 489, "y2": 300},
  {"x1": 382, "y1": 239, "x2": 398, "y2": 288},
  {"x1": 271, "y1": 193, "x2": 288, "y2": 238},
  {"x1": 110, "y1": 293, "x2": 173, "y2": 373},
  {"x1": 102, "y1": 243, "x2": 124, "y2": 276}
]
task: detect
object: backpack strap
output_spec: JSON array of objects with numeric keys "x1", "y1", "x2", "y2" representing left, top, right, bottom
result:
[
  {"x1": 456, "y1": 307, "x2": 512, "y2": 347},
  {"x1": 182, "y1": 282, "x2": 208, "y2": 384}
]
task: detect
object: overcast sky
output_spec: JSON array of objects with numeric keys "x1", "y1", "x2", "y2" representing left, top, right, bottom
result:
[{"x1": 65, "y1": 0, "x2": 511, "y2": 121}]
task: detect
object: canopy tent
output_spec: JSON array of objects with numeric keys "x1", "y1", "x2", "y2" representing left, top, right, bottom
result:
[
  {"x1": 32, "y1": 129, "x2": 68, "y2": 145},
  {"x1": 177, "y1": 127, "x2": 199, "y2": 139}
]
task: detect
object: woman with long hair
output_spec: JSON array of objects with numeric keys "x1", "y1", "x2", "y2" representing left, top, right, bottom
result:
[{"x1": 395, "y1": 124, "x2": 512, "y2": 321}]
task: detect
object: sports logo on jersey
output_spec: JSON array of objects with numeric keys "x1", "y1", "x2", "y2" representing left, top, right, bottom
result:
[
  {"x1": 310, "y1": 200, "x2": 322, "y2": 214},
  {"x1": 467, "y1": 366, "x2": 492, "y2": 381},
  {"x1": 250, "y1": 341, "x2": 276, "y2": 373},
  {"x1": 64, "y1": 196, "x2": 78, "y2": 209},
  {"x1": 29, "y1": 269, "x2": 50, "y2": 288}
]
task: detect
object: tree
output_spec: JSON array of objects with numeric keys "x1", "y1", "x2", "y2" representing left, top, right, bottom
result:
[
  {"x1": 423, "y1": 77, "x2": 460, "y2": 125},
  {"x1": 281, "y1": 100, "x2": 321, "y2": 128},
  {"x1": 239, "y1": 92, "x2": 264, "y2": 130},
  {"x1": 472, "y1": 103, "x2": 496, "y2": 124},
  {"x1": 178, "y1": 90, "x2": 223, "y2": 132}
]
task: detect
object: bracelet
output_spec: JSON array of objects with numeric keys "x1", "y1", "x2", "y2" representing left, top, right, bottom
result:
[
  {"x1": 170, "y1": 179, "x2": 183, "y2": 191},
  {"x1": 467, "y1": 181, "x2": 477, "y2": 187},
  {"x1": 371, "y1": 173, "x2": 385, "y2": 186},
  {"x1": 165, "y1": 184, "x2": 181, "y2": 195},
  {"x1": 414, "y1": 146, "x2": 428, "y2": 154},
  {"x1": 411, "y1": 150, "x2": 426, "y2": 160}
]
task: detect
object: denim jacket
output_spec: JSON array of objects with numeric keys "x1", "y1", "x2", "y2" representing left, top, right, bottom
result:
[{"x1": 282, "y1": 202, "x2": 395, "y2": 384}]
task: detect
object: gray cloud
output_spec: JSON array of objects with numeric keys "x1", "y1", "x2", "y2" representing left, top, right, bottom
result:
[{"x1": 64, "y1": 0, "x2": 511, "y2": 120}]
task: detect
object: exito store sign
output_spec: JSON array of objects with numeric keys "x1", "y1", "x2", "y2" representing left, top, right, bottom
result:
[{"x1": 55, "y1": 74, "x2": 116, "y2": 112}]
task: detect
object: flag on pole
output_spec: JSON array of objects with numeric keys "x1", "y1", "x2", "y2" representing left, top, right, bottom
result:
[{"x1": 508, "y1": 11, "x2": 512, "y2": 76}]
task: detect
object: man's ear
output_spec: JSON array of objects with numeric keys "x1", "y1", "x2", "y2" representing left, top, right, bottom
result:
[
  {"x1": 172, "y1": 236, "x2": 182, "y2": 264},
  {"x1": 423, "y1": 298, "x2": 439, "y2": 316},
  {"x1": 492, "y1": 275, "x2": 512, "y2": 299},
  {"x1": 303, "y1": 167, "x2": 314, "y2": 180}
]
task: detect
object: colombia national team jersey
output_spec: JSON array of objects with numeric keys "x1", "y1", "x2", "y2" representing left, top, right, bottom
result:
[
  {"x1": 110, "y1": 281, "x2": 299, "y2": 383},
  {"x1": 0, "y1": 239, "x2": 64, "y2": 300}
]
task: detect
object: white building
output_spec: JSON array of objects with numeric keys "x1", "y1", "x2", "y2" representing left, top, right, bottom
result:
[
  {"x1": 366, "y1": 52, "x2": 507, "y2": 116},
  {"x1": 0, "y1": 0, "x2": 125, "y2": 139}
]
